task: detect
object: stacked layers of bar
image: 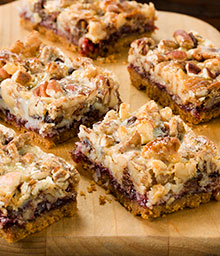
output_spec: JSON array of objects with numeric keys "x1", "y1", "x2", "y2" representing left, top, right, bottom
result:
[
  {"x1": 20, "y1": 0, "x2": 157, "y2": 58},
  {"x1": 0, "y1": 124, "x2": 79, "y2": 242},
  {"x1": 72, "y1": 101, "x2": 220, "y2": 218},
  {"x1": 128, "y1": 30, "x2": 220, "y2": 124},
  {"x1": 0, "y1": 32, "x2": 121, "y2": 148}
]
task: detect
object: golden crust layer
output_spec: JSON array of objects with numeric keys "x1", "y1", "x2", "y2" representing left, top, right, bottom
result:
[{"x1": 0, "y1": 200, "x2": 77, "y2": 243}]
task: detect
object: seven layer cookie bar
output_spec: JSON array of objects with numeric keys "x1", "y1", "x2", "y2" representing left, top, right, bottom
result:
[
  {"x1": 19, "y1": 0, "x2": 157, "y2": 58},
  {"x1": 0, "y1": 124, "x2": 79, "y2": 242},
  {"x1": 71, "y1": 101, "x2": 220, "y2": 219},
  {"x1": 128, "y1": 30, "x2": 220, "y2": 124},
  {"x1": 0, "y1": 32, "x2": 121, "y2": 148}
]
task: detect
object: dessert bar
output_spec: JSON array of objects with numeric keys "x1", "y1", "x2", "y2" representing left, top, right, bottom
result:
[
  {"x1": 20, "y1": 0, "x2": 156, "y2": 58},
  {"x1": 0, "y1": 32, "x2": 121, "y2": 148},
  {"x1": 0, "y1": 124, "x2": 79, "y2": 242},
  {"x1": 128, "y1": 30, "x2": 220, "y2": 124},
  {"x1": 71, "y1": 101, "x2": 220, "y2": 218}
]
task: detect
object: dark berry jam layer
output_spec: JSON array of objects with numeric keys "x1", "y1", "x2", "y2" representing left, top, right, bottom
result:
[{"x1": 71, "y1": 144, "x2": 148, "y2": 207}]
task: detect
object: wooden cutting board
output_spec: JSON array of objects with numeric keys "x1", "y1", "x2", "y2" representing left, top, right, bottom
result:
[{"x1": 1, "y1": 2, "x2": 220, "y2": 255}]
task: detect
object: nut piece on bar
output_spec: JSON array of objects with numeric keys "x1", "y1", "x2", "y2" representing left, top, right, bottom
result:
[
  {"x1": 71, "y1": 101, "x2": 220, "y2": 219},
  {"x1": 0, "y1": 32, "x2": 121, "y2": 148},
  {"x1": 128, "y1": 30, "x2": 220, "y2": 124},
  {"x1": 19, "y1": 0, "x2": 157, "y2": 58},
  {"x1": 0, "y1": 124, "x2": 79, "y2": 242}
]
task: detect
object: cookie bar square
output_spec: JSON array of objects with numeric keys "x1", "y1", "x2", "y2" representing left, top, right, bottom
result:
[
  {"x1": 0, "y1": 124, "x2": 79, "y2": 242},
  {"x1": 128, "y1": 30, "x2": 220, "y2": 124},
  {"x1": 71, "y1": 101, "x2": 220, "y2": 219},
  {"x1": 0, "y1": 32, "x2": 121, "y2": 148},
  {"x1": 20, "y1": 0, "x2": 157, "y2": 58}
]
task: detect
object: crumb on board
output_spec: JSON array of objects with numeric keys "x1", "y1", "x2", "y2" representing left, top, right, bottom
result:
[
  {"x1": 105, "y1": 189, "x2": 111, "y2": 195},
  {"x1": 99, "y1": 195, "x2": 107, "y2": 205},
  {"x1": 96, "y1": 53, "x2": 122, "y2": 64},
  {"x1": 99, "y1": 195, "x2": 112, "y2": 205},
  {"x1": 106, "y1": 197, "x2": 112, "y2": 203},
  {"x1": 87, "y1": 181, "x2": 97, "y2": 193},
  {"x1": 80, "y1": 191, "x2": 86, "y2": 199},
  {"x1": 122, "y1": 61, "x2": 127, "y2": 65}
]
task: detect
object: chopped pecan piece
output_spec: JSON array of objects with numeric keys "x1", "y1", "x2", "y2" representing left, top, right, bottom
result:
[
  {"x1": 204, "y1": 67, "x2": 216, "y2": 79},
  {"x1": 119, "y1": 103, "x2": 130, "y2": 120},
  {"x1": 13, "y1": 70, "x2": 32, "y2": 86},
  {"x1": 65, "y1": 84, "x2": 76, "y2": 92},
  {"x1": 21, "y1": 152, "x2": 35, "y2": 164},
  {"x1": 186, "y1": 63, "x2": 201, "y2": 74},
  {"x1": 47, "y1": 62, "x2": 67, "y2": 80},
  {"x1": 169, "y1": 117, "x2": 186, "y2": 138},
  {"x1": 0, "y1": 60, "x2": 6, "y2": 68},
  {"x1": 158, "y1": 40, "x2": 178, "y2": 53},
  {"x1": 134, "y1": 38, "x2": 156, "y2": 56},
  {"x1": 188, "y1": 32, "x2": 198, "y2": 48},
  {"x1": 33, "y1": 86, "x2": 40, "y2": 97},
  {"x1": 147, "y1": 52, "x2": 167, "y2": 63},
  {"x1": 166, "y1": 50, "x2": 187, "y2": 60},
  {"x1": 173, "y1": 30, "x2": 194, "y2": 49},
  {"x1": 128, "y1": 130, "x2": 141, "y2": 146},
  {"x1": 100, "y1": 135, "x2": 115, "y2": 147},
  {"x1": 10, "y1": 40, "x2": 25, "y2": 54},
  {"x1": 39, "y1": 81, "x2": 48, "y2": 97},
  {"x1": 6, "y1": 142, "x2": 20, "y2": 161},
  {"x1": 47, "y1": 80, "x2": 62, "y2": 93},
  {"x1": 191, "y1": 48, "x2": 203, "y2": 61},
  {"x1": 142, "y1": 137, "x2": 181, "y2": 163},
  {"x1": 0, "y1": 68, "x2": 10, "y2": 80},
  {"x1": 118, "y1": 130, "x2": 142, "y2": 152},
  {"x1": 33, "y1": 80, "x2": 62, "y2": 97}
]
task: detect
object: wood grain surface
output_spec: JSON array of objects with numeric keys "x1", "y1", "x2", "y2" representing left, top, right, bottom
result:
[{"x1": 1, "y1": 2, "x2": 220, "y2": 256}]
